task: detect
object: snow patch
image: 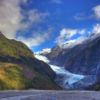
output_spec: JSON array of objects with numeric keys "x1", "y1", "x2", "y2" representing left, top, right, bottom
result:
[
  {"x1": 35, "y1": 54, "x2": 50, "y2": 63},
  {"x1": 35, "y1": 48, "x2": 51, "y2": 55}
]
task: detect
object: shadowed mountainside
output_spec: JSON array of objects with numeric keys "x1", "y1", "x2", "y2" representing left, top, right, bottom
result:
[{"x1": 47, "y1": 34, "x2": 100, "y2": 90}]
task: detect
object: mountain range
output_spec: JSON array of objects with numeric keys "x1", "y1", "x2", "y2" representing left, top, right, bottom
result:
[
  {"x1": 1, "y1": 31, "x2": 100, "y2": 90},
  {"x1": 42, "y1": 33, "x2": 100, "y2": 90}
]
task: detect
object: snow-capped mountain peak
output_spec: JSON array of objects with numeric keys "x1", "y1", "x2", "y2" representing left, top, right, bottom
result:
[{"x1": 35, "y1": 48, "x2": 51, "y2": 55}]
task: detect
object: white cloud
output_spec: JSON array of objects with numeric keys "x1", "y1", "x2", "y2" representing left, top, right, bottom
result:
[
  {"x1": 56, "y1": 23, "x2": 100, "y2": 49},
  {"x1": 28, "y1": 9, "x2": 49, "y2": 23},
  {"x1": 60, "y1": 28, "x2": 78, "y2": 39},
  {"x1": 93, "y1": 5, "x2": 100, "y2": 19},
  {"x1": 74, "y1": 5, "x2": 100, "y2": 21},
  {"x1": 21, "y1": 9, "x2": 49, "y2": 29},
  {"x1": 56, "y1": 28, "x2": 86, "y2": 47},
  {"x1": 93, "y1": 24, "x2": 100, "y2": 34},
  {"x1": 22, "y1": 0, "x2": 27, "y2": 3},
  {"x1": 17, "y1": 27, "x2": 53, "y2": 47},
  {"x1": 61, "y1": 36, "x2": 87, "y2": 48},
  {"x1": 0, "y1": 0, "x2": 50, "y2": 48},
  {"x1": 74, "y1": 13, "x2": 94, "y2": 21},
  {"x1": 79, "y1": 29, "x2": 86, "y2": 34},
  {"x1": 0, "y1": 0, "x2": 49, "y2": 40},
  {"x1": 74, "y1": 13, "x2": 86, "y2": 21},
  {"x1": 0, "y1": 0, "x2": 24, "y2": 39},
  {"x1": 51, "y1": 0, "x2": 62, "y2": 4},
  {"x1": 17, "y1": 33, "x2": 48, "y2": 47},
  {"x1": 74, "y1": 16, "x2": 85, "y2": 21}
]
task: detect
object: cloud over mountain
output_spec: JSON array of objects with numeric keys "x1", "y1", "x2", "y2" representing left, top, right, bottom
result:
[
  {"x1": 0, "y1": 0, "x2": 50, "y2": 48},
  {"x1": 0, "y1": 0, "x2": 24, "y2": 39},
  {"x1": 56, "y1": 28, "x2": 86, "y2": 47},
  {"x1": 17, "y1": 27, "x2": 53, "y2": 47},
  {"x1": 0, "y1": 0, "x2": 100, "y2": 51},
  {"x1": 56, "y1": 24, "x2": 100, "y2": 48}
]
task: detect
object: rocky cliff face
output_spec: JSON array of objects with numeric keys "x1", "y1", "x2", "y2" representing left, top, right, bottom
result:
[
  {"x1": 64, "y1": 36, "x2": 100, "y2": 75},
  {"x1": 45, "y1": 35, "x2": 100, "y2": 90},
  {"x1": 47, "y1": 35, "x2": 100, "y2": 77}
]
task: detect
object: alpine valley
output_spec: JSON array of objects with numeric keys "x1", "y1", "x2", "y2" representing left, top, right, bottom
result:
[
  {"x1": 35, "y1": 33, "x2": 100, "y2": 90},
  {"x1": 1, "y1": 31, "x2": 100, "y2": 91}
]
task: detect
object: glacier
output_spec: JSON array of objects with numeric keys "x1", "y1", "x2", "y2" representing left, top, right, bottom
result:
[{"x1": 35, "y1": 54, "x2": 87, "y2": 89}]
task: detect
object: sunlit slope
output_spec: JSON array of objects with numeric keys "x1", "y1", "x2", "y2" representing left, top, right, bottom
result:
[{"x1": 0, "y1": 33, "x2": 60, "y2": 90}]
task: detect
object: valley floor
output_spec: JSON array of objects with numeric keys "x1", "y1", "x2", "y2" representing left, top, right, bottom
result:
[{"x1": 0, "y1": 90, "x2": 100, "y2": 100}]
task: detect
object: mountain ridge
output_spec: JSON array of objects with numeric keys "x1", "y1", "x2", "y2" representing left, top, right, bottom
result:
[
  {"x1": 45, "y1": 34, "x2": 100, "y2": 90},
  {"x1": 0, "y1": 33, "x2": 60, "y2": 90}
]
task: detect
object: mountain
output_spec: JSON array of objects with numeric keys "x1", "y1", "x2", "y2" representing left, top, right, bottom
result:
[
  {"x1": 48, "y1": 35, "x2": 100, "y2": 74},
  {"x1": 0, "y1": 32, "x2": 60, "y2": 90},
  {"x1": 46, "y1": 34, "x2": 100, "y2": 90},
  {"x1": 64, "y1": 36, "x2": 100, "y2": 75}
]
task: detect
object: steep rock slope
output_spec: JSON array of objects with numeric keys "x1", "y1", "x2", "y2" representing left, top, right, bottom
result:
[
  {"x1": 64, "y1": 36, "x2": 100, "y2": 75},
  {"x1": 46, "y1": 35, "x2": 100, "y2": 90},
  {"x1": 0, "y1": 32, "x2": 60, "y2": 90},
  {"x1": 48, "y1": 35, "x2": 100, "y2": 76}
]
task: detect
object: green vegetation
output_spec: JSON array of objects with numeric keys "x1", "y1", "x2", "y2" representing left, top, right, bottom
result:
[
  {"x1": 31, "y1": 72, "x2": 60, "y2": 90},
  {"x1": 0, "y1": 63, "x2": 28, "y2": 89},
  {"x1": 0, "y1": 34, "x2": 33, "y2": 59},
  {"x1": 0, "y1": 34, "x2": 60, "y2": 90}
]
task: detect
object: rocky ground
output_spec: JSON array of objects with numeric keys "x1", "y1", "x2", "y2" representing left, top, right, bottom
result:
[{"x1": 0, "y1": 90, "x2": 100, "y2": 100}]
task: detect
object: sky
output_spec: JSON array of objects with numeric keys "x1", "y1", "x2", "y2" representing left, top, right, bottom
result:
[{"x1": 0, "y1": 0, "x2": 100, "y2": 52}]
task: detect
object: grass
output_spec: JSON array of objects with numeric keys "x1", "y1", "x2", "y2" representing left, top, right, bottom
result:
[
  {"x1": 0, "y1": 34, "x2": 61, "y2": 90},
  {"x1": 0, "y1": 62, "x2": 60, "y2": 90},
  {"x1": 0, "y1": 63, "x2": 29, "y2": 89}
]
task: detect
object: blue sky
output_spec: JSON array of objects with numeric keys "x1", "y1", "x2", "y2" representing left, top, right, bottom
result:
[{"x1": 0, "y1": 0, "x2": 100, "y2": 52}]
